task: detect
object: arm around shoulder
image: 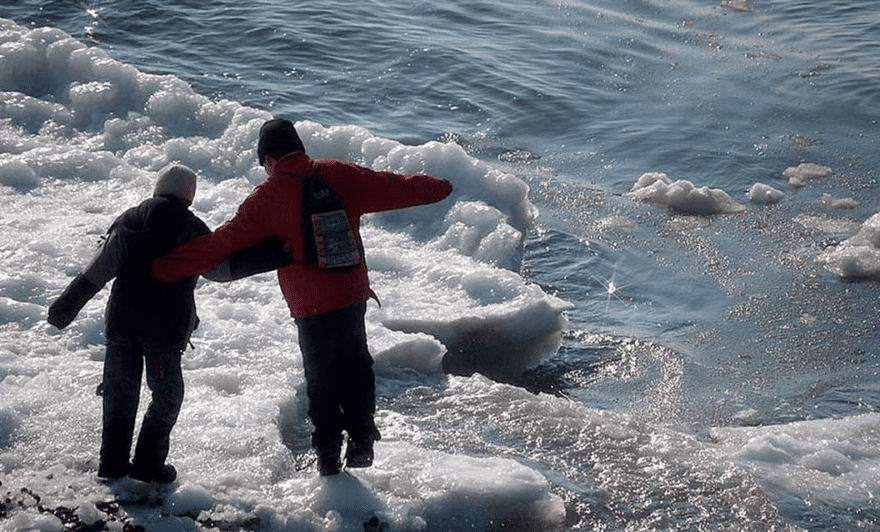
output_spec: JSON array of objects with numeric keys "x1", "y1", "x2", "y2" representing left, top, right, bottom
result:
[
  {"x1": 201, "y1": 236, "x2": 293, "y2": 282},
  {"x1": 151, "y1": 232, "x2": 218, "y2": 283}
]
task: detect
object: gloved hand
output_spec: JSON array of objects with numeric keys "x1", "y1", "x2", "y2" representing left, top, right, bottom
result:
[{"x1": 47, "y1": 274, "x2": 101, "y2": 329}]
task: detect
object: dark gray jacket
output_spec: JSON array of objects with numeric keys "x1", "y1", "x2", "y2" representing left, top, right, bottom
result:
[
  {"x1": 48, "y1": 195, "x2": 292, "y2": 343},
  {"x1": 47, "y1": 195, "x2": 210, "y2": 346},
  {"x1": 101, "y1": 195, "x2": 208, "y2": 344}
]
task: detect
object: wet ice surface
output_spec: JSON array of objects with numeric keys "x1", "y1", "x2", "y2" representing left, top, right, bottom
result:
[{"x1": 3, "y1": 3, "x2": 880, "y2": 529}]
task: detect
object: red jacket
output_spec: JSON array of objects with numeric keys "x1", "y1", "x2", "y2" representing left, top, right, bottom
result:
[{"x1": 152, "y1": 153, "x2": 452, "y2": 318}]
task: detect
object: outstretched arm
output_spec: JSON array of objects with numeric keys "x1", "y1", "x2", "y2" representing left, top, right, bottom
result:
[
  {"x1": 153, "y1": 192, "x2": 272, "y2": 283},
  {"x1": 47, "y1": 225, "x2": 133, "y2": 329},
  {"x1": 47, "y1": 274, "x2": 102, "y2": 329},
  {"x1": 349, "y1": 164, "x2": 453, "y2": 214},
  {"x1": 201, "y1": 236, "x2": 292, "y2": 282}
]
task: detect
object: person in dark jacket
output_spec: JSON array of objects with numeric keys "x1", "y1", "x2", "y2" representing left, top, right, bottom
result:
[
  {"x1": 48, "y1": 164, "x2": 290, "y2": 483},
  {"x1": 152, "y1": 119, "x2": 453, "y2": 476}
]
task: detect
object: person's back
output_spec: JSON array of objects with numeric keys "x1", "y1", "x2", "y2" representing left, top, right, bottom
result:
[
  {"x1": 105, "y1": 195, "x2": 206, "y2": 345},
  {"x1": 154, "y1": 147, "x2": 453, "y2": 319}
]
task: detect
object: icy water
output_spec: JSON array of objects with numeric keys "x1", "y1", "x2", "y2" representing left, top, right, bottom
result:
[{"x1": 1, "y1": 0, "x2": 880, "y2": 530}]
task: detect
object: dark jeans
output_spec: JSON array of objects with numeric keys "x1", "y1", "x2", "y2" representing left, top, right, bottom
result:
[
  {"x1": 99, "y1": 335, "x2": 185, "y2": 475},
  {"x1": 295, "y1": 302, "x2": 376, "y2": 448}
]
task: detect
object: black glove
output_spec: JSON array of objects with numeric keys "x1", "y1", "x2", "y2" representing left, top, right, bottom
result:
[{"x1": 47, "y1": 274, "x2": 102, "y2": 329}]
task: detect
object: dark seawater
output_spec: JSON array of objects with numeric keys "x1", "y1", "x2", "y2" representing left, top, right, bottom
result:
[{"x1": 3, "y1": 0, "x2": 880, "y2": 529}]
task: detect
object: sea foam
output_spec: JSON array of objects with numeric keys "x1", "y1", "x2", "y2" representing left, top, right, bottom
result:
[{"x1": 1, "y1": 18, "x2": 569, "y2": 531}]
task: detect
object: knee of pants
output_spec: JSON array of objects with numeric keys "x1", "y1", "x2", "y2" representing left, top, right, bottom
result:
[
  {"x1": 103, "y1": 339, "x2": 143, "y2": 386},
  {"x1": 144, "y1": 346, "x2": 184, "y2": 389},
  {"x1": 160, "y1": 386, "x2": 185, "y2": 410}
]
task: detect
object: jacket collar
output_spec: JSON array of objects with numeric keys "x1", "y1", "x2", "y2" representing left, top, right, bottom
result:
[{"x1": 268, "y1": 152, "x2": 314, "y2": 177}]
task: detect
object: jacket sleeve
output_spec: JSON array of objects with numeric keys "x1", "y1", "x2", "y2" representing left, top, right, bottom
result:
[
  {"x1": 82, "y1": 225, "x2": 130, "y2": 287},
  {"x1": 201, "y1": 236, "x2": 293, "y2": 282},
  {"x1": 47, "y1": 274, "x2": 102, "y2": 329},
  {"x1": 47, "y1": 224, "x2": 131, "y2": 329},
  {"x1": 338, "y1": 162, "x2": 453, "y2": 214},
  {"x1": 152, "y1": 190, "x2": 272, "y2": 283}
]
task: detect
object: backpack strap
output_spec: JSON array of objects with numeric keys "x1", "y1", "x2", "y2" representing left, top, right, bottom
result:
[{"x1": 286, "y1": 167, "x2": 364, "y2": 270}]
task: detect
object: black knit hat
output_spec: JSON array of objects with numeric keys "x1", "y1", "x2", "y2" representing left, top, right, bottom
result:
[{"x1": 257, "y1": 119, "x2": 305, "y2": 166}]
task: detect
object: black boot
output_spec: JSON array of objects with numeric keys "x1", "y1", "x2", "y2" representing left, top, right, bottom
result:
[
  {"x1": 130, "y1": 463, "x2": 177, "y2": 484},
  {"x1": 345, "y1": 424, "x2": 381, "y2": 469},
  {"x1": 313, "y1": 433, "x2": 343, "y2": 476},
  {"x1": 97, "y1": 461, "x2": 130, "y2": 481}
]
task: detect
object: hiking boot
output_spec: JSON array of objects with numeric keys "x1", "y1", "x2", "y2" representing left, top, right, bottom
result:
[
  {"x1": 97, "y1": 461, "x2": 130, "y2": 481},
  {"x1": 130, "y1": 463, "x2": 177, "y2": 484},
  {"x1": 313, "y1": 433, "x2": 343, "y2": 476},
  {"x1": 345, "y1": 426, "x2": 381, "y2": 469},
  {"x1": 317, "y1": 449, "x2": 342, "y2": 476},
  {"x1": 344, "y1": 437, "x2": 374, "y2": 468}
]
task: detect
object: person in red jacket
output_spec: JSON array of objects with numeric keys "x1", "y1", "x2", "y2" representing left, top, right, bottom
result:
[{"x1": 152, "y1": 118, "x2": 453, "y2": 475}]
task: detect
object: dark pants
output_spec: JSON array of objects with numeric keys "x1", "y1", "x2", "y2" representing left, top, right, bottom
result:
[
  {"x1": 295, "y1": 302, "x2": 376, "y2": 449},
  {"x1": 99, "y1": 335, "x2": 185, "y2": 476}
]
